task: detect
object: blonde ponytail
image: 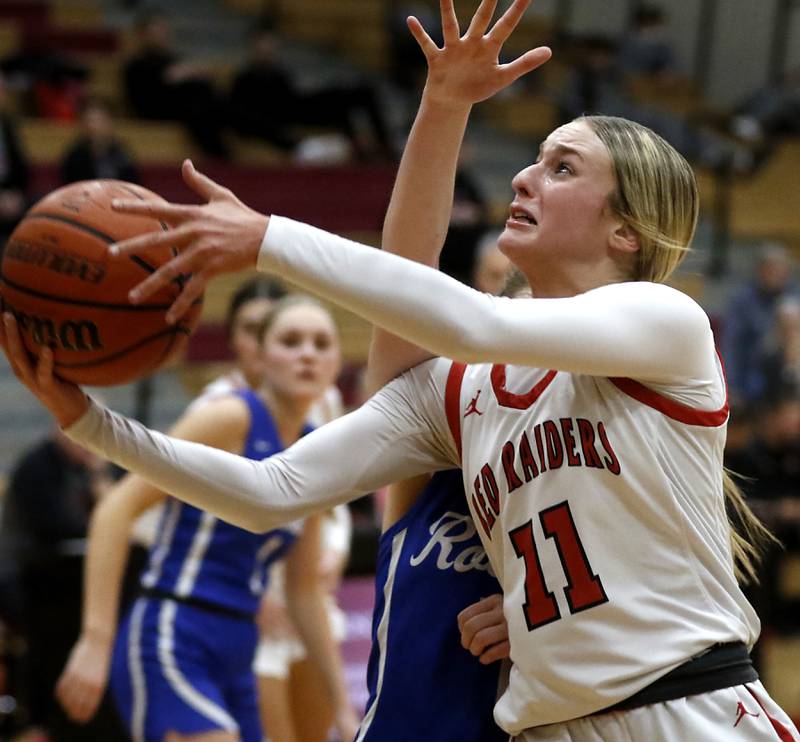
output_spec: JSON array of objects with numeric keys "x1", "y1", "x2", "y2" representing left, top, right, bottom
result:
[{"x1": 723, "y1": 469, "x2": 779, "y2": 585}]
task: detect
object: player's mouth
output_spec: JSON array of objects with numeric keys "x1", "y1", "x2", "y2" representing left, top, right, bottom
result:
[{"x1": 507, "y1": 204, "x2": 538, "y2": 226}]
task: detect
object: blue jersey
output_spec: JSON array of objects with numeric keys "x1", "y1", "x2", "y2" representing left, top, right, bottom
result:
[
  {"x1": 357, "y1": 470, "x2": 507, "y2": 742},
  {"x1": 112, "y1": 390, "x2": 309, "y2": 742},
  {"x1": 139, "y1": 389, "x2": 306, "y2": 616}
]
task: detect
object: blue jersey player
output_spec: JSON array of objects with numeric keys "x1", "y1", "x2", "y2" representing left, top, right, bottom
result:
[
  {"x1": 358, "y1": 469, "x2": 507, "y2": 741},
  {"x1": 55, "y1": 296, "x2": 358, "y2": 742}
]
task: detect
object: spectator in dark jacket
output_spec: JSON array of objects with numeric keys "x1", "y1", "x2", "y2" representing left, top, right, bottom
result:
[
  {"x1": 228, "y1": 23, "x2": 395, "y2": 160},
  {"x1": 60, "y1": 97, "x2": 140, "y2": 185},
  {"x1": 0, "y1": 428, "x2": 130, "y2": 741},
  {"x1": 123, "y1": 11, "x2": 228, "y2": 157},
  {"x1": 0, "y1": 72, "x2": 29, "y2": 244}
]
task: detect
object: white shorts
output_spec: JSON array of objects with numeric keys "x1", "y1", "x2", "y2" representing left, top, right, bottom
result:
[
  {"x1": 514, "y1": 682, "x2": 798, "y2": 741},
  {"x1": 253, "y1": 604, "x2": 347, "y2": 680}
]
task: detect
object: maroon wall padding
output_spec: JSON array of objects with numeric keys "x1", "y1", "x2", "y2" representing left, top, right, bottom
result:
[
  {"x1": 0, "y1": 1, "x2": 49, "y2": 26},
  {"x1": 31, "y1": 162, "x2": 396, "y2": 233}
]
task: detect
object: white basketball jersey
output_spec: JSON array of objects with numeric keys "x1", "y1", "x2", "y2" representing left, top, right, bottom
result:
[{"x1": 443, "y1": 360, "x2": 760, "y2": 734}]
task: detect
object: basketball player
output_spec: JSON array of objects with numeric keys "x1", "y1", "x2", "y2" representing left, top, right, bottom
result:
[
  {"x1": 5, "y1": 1, "x2": 800, "y2": 740},
  {"x1": 53, "y1": 296, "x2": 358, "y2": 742},
  {"x1": 195, "y1": 277, "x2": 352, "y2": 742}
]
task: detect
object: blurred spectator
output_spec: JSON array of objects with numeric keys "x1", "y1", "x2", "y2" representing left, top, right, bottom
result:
[
  {"x1": 618, "y1": 5, "x2": 678, "y2": 81},
  {"x1": 558, "y1": 36, "x2": 750, "y2": 173},
  {"x1": 723, "y1": 244, "x2": 800, "y2": 406},
  {"x1": 0, "y1": 72, "x2": 29, "y2": 246},
  {"x1": 472, "y1": 230, "x2": 513, "y2": 296},
  {"x1": 123, "y1": 11, "x2": 228, "y2": 157},
  {"x1": 437, "y1": 151, "x2": 490, "y2": 284},
  {"x1": 60, "y1": 97, "x2": 140, "y2": 185},
  {"x1": 0, "y1": 44, "x2": 87, "y2": 121},
  {"x1": 228, "y1": 23, "x2": 395, "y2": 161},
  {"x1": 760, "y1": 296, "x2": 800, "y2": 399},
  {"x1": 0, "y1": 428, "x2": 130, "y2": 741},
  {"x1": 725, "y1": 393, "x2": 800, "y2": 641},
  {"x1": 730, "y1": 66, "x2": 800, "y2": 146}
]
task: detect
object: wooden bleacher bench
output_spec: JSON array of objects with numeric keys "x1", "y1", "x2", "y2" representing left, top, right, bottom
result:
[
  {"x1": 0, "y1": 21, "x2": 18, "y2": 57},
  {"x1": 19, "y1": 117, "x2": 202, "y2": 164},
  {"x1": 482, "y1": 93, "x2": 558, "y2": 139},
  {"x1": 50, "y1": 0, "x2": 105, "y2": 29}
]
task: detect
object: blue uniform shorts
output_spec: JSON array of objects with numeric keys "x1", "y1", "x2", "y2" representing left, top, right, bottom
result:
[{"x1": 111, "y1": 597, "x2": 261, "y2": 742}]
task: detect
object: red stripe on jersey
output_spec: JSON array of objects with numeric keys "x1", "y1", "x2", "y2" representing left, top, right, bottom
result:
[
  {"x1": 491, "y1": 365, "x2": 557, "y2": 410},
  {"x1": 745, "y1": 685, "x2": 798, "y2": 741},
  {"x1": 607, "y1": 376, "x2": 729, "y2": 427},
  {"x1": 445, "y1": 362, "x2": 467, "y2": 461}
]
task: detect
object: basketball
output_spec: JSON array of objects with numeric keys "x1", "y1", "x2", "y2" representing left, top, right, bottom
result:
[{"x1": 0, "y1": 179, "x2": 203, "y2": 386}]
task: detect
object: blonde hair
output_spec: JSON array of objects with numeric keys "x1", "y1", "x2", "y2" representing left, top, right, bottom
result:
[
  {"x1": 580, "y1": 115, "x2": 698, "y2": 284},
  {"x1": 582, "y1": 115, "x2": 775, "y2": 583}
]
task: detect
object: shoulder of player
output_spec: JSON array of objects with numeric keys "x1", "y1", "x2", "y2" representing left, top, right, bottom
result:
[
  {"x1": 585, "y1": 281, "x2": 712, "y2": 331},
  {"x1": 397, "y1": 356, "x2": 455, "y2": 395},
  {"x1": 170, "y1": 393, "x2": 251, "y2": 451}
]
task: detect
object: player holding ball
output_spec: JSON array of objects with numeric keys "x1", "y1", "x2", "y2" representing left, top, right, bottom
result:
[{"x1": 3, "y1": 0, "x2": 799, "y2": 740}]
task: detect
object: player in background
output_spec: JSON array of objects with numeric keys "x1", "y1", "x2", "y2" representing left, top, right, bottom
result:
[
  {"x1": 189, "y1": 276, "x2": 352, "y2": 742},
  {"x1": 6, "y1": 0, "x2": 800, "y2": 740},
  {"x1": 52, "y1": 296, "x2": 358, "y2": 742},
  {"x1": 354, "y1": 239, "x2": 516, "y2": 740}
]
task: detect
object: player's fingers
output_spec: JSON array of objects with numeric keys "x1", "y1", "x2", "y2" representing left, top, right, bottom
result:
[
  {"x1": 466, "y1": 0, "x2": 498, "y2": 37},
  {"x1": 487, "y1": 0, "x2": 531, "y2": 44},
  {"x1": 3, "y1": 313, "x2": 34, "y2": 382},
  {"x1": 55, "y1": 677, "x2": 80, "y2": 719},
  {"x1": 467, "y1": 624, "x2": 508, "y2": 655},
  {"x1": 439, "y1": 0, "x2": 460, "y2": 44},
  {"x1": 457, "y1": 593, "x2": 503, "y2": 631},
  {"x1": 459, "y1": 609, "x2": 499, "y2": 649},
  {"x1": 407, "y1": 16, "x2": 438, "y2": 57},
  {"x1": 110, "y1": 198, "x2": 197, "y2": 224},
  {"x1": 36, "y1": 345, "x2": 55, "y2": 388},
  {"x1": 165, "y1": 274, "x2": 207, "y2": 325},
  {"x1": 457, "y1": 595, "x2": 492, "y2": 630},
  {"x1": 498, "y1": 46, "x2": 552, "y2": 84},
  {"x1": 109, "y1": 222, "x2": 194, "y2": 258},
  {"x1": 128, "y1": 250, "x2": 194, "y2": 304},
  {"x1": 181, "y1": 159, "x2": 234, "y2": 202},
  {"x1": 480, "y1": 640, "x2": 510, "y2": 665}
]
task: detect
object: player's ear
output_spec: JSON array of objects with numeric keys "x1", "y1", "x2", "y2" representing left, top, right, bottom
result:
[{"x1": 609, "y1": 222, "x2": 640, "y2": 256}]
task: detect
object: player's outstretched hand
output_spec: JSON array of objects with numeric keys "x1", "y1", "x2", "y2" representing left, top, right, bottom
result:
[
  {"x1": 109, "y1": 159, "x2": 270, "y2": 324},
  {"x1": 409, "y1": 0, "x2": 551, "y2": 108},
  {"x1": 457, "y1": 593, "x2": 510, "y2": 664},
  {"x1": 0, "y1": 313, "x2": 89, "y2": 428},
  {"x1": 56, "y1": 634, "x2": 113, "y2": 723}
]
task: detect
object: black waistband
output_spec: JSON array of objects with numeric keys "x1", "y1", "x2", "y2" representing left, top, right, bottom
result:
[
  {"x1": 138, "y1": 587, "x2": 254, "y2": 622},
  {"x1": 603, "y1": 642, "x2": 758, "y2": 713}
]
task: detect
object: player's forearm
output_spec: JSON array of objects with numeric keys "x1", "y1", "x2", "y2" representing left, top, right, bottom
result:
[
  {"x1": 260, "y1": 218, "x2": 717, "y2": 382},
  {"x1": 81, "y1": 494, "x2": 135, "y2": 644},
  {"x1": 368, "y1": 97, "x2": 471, "y2": 393},
  {"x1": 65, "y1": 387, "x2": 446, "y2": 533},
  {"x1": 288, "y1": 586, "x2": 352, "y2": 720},
  {"x1": 383, "y1": 94, "x2": 470, "y2": 264}
]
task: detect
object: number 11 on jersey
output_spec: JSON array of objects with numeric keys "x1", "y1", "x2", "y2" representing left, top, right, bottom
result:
[{"x1": 509, "y1": 501, "x2": 608, "y2": 631}]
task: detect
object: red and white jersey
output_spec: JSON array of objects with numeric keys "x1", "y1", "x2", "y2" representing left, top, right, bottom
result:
[
  {"x1": 68, "y1": 220, "x2": 768, "y2": 735},
  {"x1": 443, "y1": 358, "x2": 759, "y2": 732}
]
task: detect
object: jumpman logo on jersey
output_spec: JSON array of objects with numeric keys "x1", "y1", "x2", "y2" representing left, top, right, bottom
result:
[
  {"x1": 733, "y1": 701, "x2": 760, "y2": 727},
  {"x1": 464, "y1": 390, "x2": 484, "y2": 418}
]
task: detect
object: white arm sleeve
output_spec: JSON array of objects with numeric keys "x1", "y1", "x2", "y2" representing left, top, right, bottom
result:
[
  {"x1": 260, "y1": 217, "x2": 718, "y2": 385},
  {"x1": 65, "y1": 360, "x2": 457, "y2": 533}
]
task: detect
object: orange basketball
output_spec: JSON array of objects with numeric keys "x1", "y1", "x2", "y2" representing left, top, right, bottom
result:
[{"x1": 0, "y1": 179, "x2": 203, "y2": 386}]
